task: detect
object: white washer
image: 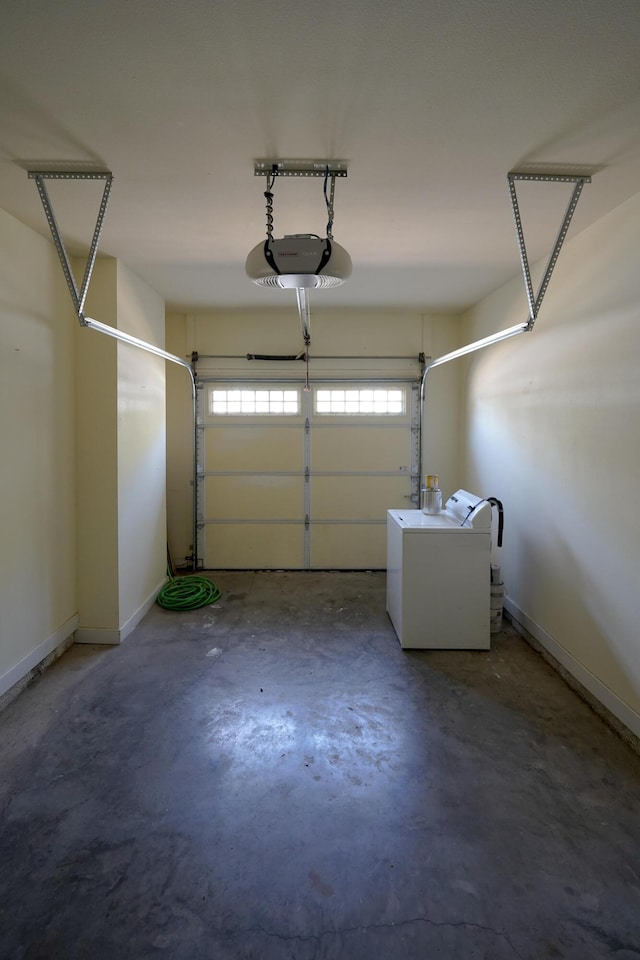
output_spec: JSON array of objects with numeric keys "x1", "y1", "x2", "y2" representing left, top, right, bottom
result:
[{"x1": 386, "y1": 489, "x2": 492, "y2": 649}]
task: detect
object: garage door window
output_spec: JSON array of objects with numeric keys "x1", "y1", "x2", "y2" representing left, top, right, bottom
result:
[
  {"x1": 209, "y1": 388, "x2": 300, "y2": 416},
  {"x1": 315, "y1": 387, "x2": 405, "y2": 415}
]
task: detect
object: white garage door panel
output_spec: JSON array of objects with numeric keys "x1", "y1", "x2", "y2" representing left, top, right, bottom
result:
[
  {"x1": 312, "y1": 476, "x2": 410, "y2": 520},
  {"x1": 205, "y1": 475, "x2": 303, "y2": 520},
  {"x1": 311, "y1": 524, "x2": 387, "y2": 569},
  {"x1": 205, "y1": 425, "x2": 302, "y2": 472},
  {"x1": 312, "y1": 425, "x2": 410, "y2": 471},
  {"x1": 199, "y1": 379, "x2": 418, "y2": 570},
  {"x1": 205, "y1": 523, "x2": 304, "y2": 569}
]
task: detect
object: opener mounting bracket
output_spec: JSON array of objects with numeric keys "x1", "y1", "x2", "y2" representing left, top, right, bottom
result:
[
  {"x1": 28, "y1": 170, "x2": 114, "y2": 322},
  {"x1": 254, "y1": 159, "x2": 348, "y2": 178},
  {"x1": 507, "y1": 171, "x2": 591, "y2": 327}
]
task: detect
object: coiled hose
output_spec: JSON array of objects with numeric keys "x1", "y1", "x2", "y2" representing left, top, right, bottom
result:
[{"x1": 156, "y1": 575, "x2": 222, "y2": 611}]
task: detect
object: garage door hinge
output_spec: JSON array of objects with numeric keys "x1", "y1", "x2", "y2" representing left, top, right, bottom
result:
[
  {"x1": 305, "y1": 466, "x2": 310, "y2": 482},
  {"x1": 305, "y1": 418, "x2": 310, "y2": 433},
  {"x1": 305, "y1": 514, "x2": 310, "y2": 530}
]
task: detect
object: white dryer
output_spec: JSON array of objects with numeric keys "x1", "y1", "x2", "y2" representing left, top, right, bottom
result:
[{"x1": 386, "y1": 489, "x2": 492, "y2": 650}]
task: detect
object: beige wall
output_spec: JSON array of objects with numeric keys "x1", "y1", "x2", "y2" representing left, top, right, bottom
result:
[
  {"x1": 166, "y1": 314, "x2": 196, "y2": 567},
  {"x1": 76, "y1": 259, "x2": 168, "y2": 643},
  {"x1": 75, "y1": 259, "x2": 119, "y2": 634},
  {"x1": 0, "y1": 208, "x2": 169, "y2": 697},
  {"x1": 460, "y1": 191, "x2": 640, "y2": 736},
  {"x1": 116, "y1": 264, "x2": 167, "y2": 632},
  {"x1": 0, "y1": 209, "x2": 77, "y2": 696},
  {"x1": 165, "y1": 308, "x2": 462, "y2": 565}
]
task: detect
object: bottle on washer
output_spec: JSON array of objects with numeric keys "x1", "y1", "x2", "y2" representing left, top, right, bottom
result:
[{"x1": 421, "y1": 474, "x2": 442, "y2": 515}]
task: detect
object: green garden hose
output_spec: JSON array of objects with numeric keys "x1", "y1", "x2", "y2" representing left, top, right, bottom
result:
[{"x1": 156, "y1": 575, "x2": 222, "y2": 611}]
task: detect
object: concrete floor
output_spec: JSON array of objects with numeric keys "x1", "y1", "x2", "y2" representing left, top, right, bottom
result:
[{"x1": 1, "y1": 571, "x2": 640, "y2": 960}]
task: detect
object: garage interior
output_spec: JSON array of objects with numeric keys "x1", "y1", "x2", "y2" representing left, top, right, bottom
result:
[{"x1": 1, "y1": 1, "x2": 640, "y2": 958}]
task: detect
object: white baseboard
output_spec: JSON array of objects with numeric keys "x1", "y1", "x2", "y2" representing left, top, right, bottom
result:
[
  {"x1": 504, "y1": 597, "x2": 640, "y2": 742},
  {"x1": 120, "y1": 577, "x2": 166, "y2": 642},
  {"x1": 0, "y1": 615, "x2": 78, "y2": 700},
  {"x1": 75, "y1": 577, "x2": 166, "y2": 645},
  {"x1": 74, "y1": 626, "x2": 122, "y2": 645}
]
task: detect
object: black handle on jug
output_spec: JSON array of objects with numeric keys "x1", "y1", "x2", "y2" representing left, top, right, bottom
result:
[{"x1": 486, "y1": 497, "x2": 504, "y2": 547}]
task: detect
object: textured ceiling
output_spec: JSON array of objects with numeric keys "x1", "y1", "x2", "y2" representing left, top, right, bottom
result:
[{"x1": 1, "y1": 0, "x2": 639, "y2": 313}]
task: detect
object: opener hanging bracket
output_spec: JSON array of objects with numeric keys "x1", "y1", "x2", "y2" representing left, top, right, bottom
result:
[
  {"x1": 253, "y1": 159, "x2": 348, "y2": 178},
  {"x1": 507, "y1": 171, "x2": 591, "y2": 328},
  {"x1": 28, "y1": 169, "x2": 113, "y2": 322}
]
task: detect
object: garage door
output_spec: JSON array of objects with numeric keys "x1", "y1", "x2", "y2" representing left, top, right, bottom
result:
[{"x1": 199, "y1": 379, "x2": 419, "y2": 569}]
